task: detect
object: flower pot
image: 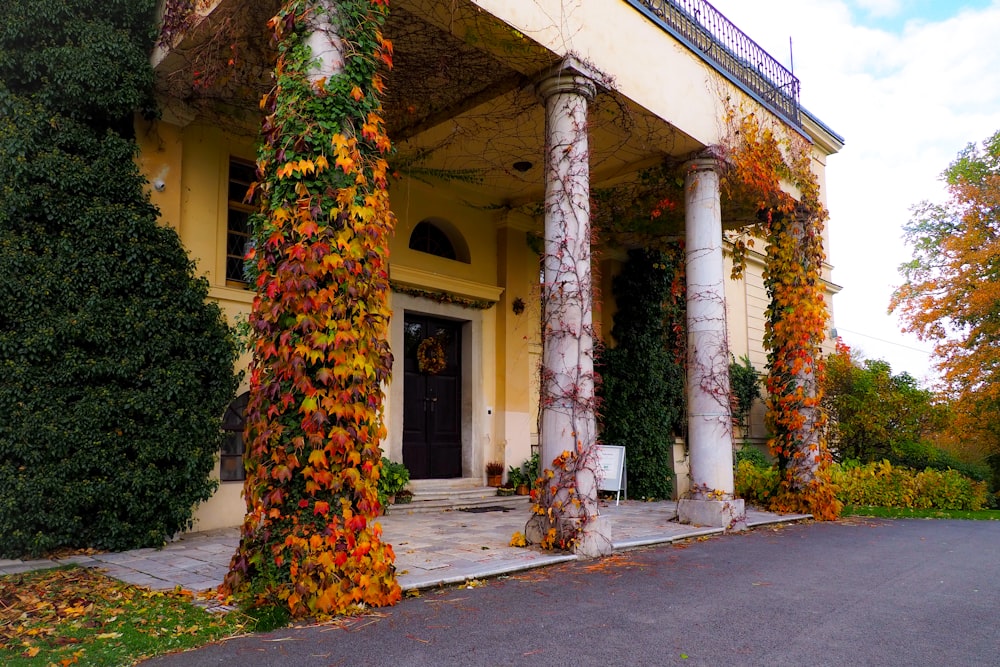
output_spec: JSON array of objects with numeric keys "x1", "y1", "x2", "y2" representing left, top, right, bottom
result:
[
  {"x1": 516, "y1": 483, "x2": 530, "y2": 496},
  {"x1": 497, "y1": 487, "x2": 515, "y2": 496},
  {"x1": 487, "y1": 474, "x2": 502, "y2": 487}
]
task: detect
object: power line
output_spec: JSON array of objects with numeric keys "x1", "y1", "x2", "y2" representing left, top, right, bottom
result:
[{"x1": 833, "y1": 327, "x2": 933, "y2": 355}]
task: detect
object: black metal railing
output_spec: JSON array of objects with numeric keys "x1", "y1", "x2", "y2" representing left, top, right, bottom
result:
[{"x1": 628, "y1": 0, "x2": 801, "y2": 126}]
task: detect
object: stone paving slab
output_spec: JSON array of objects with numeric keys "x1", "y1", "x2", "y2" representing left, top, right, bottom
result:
[{"x1": 0, "y1": 501, "x2": 809, "y2": 594}]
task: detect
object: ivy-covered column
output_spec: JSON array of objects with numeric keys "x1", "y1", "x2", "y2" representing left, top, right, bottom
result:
[
  {"x1": 221, "y1": 0, "x2": 400, "y2": 617},
  {"x1": 678, "y1": 153, "x2": 745, "y2": 530},
  {"x1": 525, "y1": 59, "x2": 611, "y2": 557}
]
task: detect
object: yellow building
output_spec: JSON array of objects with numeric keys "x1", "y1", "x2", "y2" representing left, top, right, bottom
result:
[{"x1": 144, "y1": 0, "x2": 842, "y2": 533}]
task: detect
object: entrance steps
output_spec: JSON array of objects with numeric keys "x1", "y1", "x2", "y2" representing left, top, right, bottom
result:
[{"x1": 391, "y1": 478, "x2": 531, "y2": 514}]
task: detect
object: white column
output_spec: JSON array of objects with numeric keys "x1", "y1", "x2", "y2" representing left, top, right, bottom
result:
[
  {"x1": 678, "y1": 154, "x2": 745, "y2": 530},
  {"x1": 526, "y1": 61, "x2": 611, "y2": 556},
  {"x1": 305, "y1": 2, "x2": 345, "y2": 82}
]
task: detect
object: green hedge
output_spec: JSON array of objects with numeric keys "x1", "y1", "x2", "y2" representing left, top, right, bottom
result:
[
  {"x1": 736, "y1": 460, "x2": 989, "y2": 512},
  {"x1": 891, "y1": 440, "x2": 991, "y2": 483},
  {"x1": 0, "y1": 1, "x2": 239, "y2": 558},
  {"x1": 831, "y1": 460, "x2": 988, "y2": 511}
]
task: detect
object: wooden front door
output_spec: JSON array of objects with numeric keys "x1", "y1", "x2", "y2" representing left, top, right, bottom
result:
[{"x1": 402, "y1": 314, "x2": 463, "y2": 479}]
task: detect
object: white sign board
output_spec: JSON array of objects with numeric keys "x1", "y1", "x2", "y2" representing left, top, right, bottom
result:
[{"x1": 596, "y1": 445, "x2": 626, "y2": 504}]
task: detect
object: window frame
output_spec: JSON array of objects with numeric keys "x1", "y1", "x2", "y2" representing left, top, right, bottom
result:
[{"x1": 225, "y1": 158, "x2": 256, "y2": 289}]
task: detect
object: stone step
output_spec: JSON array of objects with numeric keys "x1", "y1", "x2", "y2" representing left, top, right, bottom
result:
[
  {"x1": 408, "y1": 487, "x2": 505, "y2": 502},
  {"x1": 389, "y1": 479, "x2": 532, "y2": 514},
  {"x1": 407, "y1": 478, "x2": 487, "y2": 492},
  {"x1": 388, "y1": 494, "x2": 531, "y2": 515}
]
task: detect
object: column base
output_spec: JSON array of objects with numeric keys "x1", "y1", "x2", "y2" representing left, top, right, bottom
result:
[
  {"x1": 525, "y1": 514, "x2": 613, "y2": 558},
  {"x1": 677, "y1": 498, "x2": 747, "y2": 532}
]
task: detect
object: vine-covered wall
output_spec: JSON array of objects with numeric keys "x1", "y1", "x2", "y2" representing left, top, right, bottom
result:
[{"x1": 599, "y1": 247, "x2": 685, "y2": 499}]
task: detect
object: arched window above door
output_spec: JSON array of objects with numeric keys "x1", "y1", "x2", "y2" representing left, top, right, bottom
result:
[{"x1": 408, "y1": 218, "x2": 470, "y2": 263}]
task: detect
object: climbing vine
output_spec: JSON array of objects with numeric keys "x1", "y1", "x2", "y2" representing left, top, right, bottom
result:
[
  {"x1": 221, "y1": 0, "x2": 401, "y2": 616},
  {"x1": 722, "y1": 109, "x2": 841, "y2": 520},
  {"x1": 389, "y1": 282, "x2": 496, "y2": 310},
  {"x1": 586, "y1": 105, "x2": 840, "y2": 519},
  {"x1": 528, "y1": 446, "x2": 602, "y2": 550},
  {"x1": 599, "y1": 247, "x2": 685, "y2": 499}
]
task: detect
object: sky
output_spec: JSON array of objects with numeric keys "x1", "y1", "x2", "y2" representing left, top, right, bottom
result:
[{"x1": 707, "y1": 0, "x2": 1000, "y2": 385}]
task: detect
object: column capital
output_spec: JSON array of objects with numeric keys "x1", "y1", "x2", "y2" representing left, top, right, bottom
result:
[
  {"x1": 535, "y1": 57, "x2": 597, "y2": 102},
  {"x1": 683, "y1": 147, "x2": 725, "y2": 175}
]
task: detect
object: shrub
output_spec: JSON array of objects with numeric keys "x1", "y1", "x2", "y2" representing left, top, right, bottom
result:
[
  {"x1": 734, "y1": 446, "x2": 770, "y2": 470},
  {"x1": 734, "y1": 460, "x2": 780, "y2": 507},
  {"x1": 893, "y1": 440, "x2": 991, "y2": 482},
  {"x1": 737, "y1": 459, "x2": 988, "y2": 512},
  {"x1": 0, "y1": 1, "x2": 239, "y2": 557},
  {"x1": 831, "y1": 460, "x2": 987, "y2": 511}
]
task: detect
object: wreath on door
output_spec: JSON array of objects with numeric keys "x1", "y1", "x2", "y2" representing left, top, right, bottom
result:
[{"x1": 417, "y1": 335, "x2": 447, "y2": 375}]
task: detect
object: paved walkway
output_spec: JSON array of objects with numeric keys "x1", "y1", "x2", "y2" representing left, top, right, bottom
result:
[{"x1": 0, "y1": 501, "x2": 807, "y2": 593}]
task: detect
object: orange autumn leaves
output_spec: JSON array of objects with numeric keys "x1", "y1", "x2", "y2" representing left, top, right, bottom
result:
[
  {"x1": 891, "y1": 130, "x2": 1000, "y2": 462},
  {"x1": 222, "y1": 0, "x2": 401, "y2": 617},
  {"x1": 1, "y1": 567, "x2": 246, "y2": 665},
  {"x1": 724, "y1": 110, "x2": 840, "y2": 520}
]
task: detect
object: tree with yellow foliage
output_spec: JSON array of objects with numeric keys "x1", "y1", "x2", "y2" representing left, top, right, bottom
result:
[{"x1": 891, "y1": 130, "x2": 1000, "y2": 490}]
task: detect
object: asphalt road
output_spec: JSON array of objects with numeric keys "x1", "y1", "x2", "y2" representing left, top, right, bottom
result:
[{"x1": 141, "y1": 519, "x2": 1000, "y2": 666}]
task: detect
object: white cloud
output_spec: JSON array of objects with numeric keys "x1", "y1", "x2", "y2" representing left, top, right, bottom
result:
[
  {"x1": 708, "y1": 0, "x2": 1000, "y2": 382},
  {"x1": 851, "y1": 0, "x2": 903, "y2": 18}
]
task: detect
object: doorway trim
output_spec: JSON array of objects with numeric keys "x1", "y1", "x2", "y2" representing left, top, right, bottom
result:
[
  {"x1": 386, "y1": 290, "x2": 499, "y2": 480},
  {"x1": 402, "y1": 313, "x2": 464, "y2": 478}
]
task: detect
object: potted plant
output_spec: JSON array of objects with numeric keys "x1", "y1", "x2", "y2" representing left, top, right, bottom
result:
[
  {"x1": 394, "y1": 488, "x2": 414, "y2": 504},
  {"x1": 508, "y1": 465, "x2": 530, "y2": 496},
  {"x1": 486, "y1": 460, "x2": 504, "y2": 487},
  {"x1": 378, "y1": 457, "x2": 410, "y2": 509},
  {"x1": 525, "y1": 451, "x2": 540, "y2": 485}
]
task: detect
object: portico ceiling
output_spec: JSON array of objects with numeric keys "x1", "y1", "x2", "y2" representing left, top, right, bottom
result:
[{"x1": 154, "y1": 0, "x2": 702, "y2": 211}]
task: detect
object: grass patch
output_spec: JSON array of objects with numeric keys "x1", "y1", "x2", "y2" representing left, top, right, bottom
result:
[
  {"x1": 843, "y1": 506, "x2": 1000, "y2": 521},
  {"x1": 1, "y1": 565, "x2": 253, "y2": 666}
]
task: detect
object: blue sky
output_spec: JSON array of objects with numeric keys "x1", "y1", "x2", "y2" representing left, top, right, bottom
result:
[
  {"x1": 707, "y1": 0, "x2": 1000, "y2": 385},
  {"x1": 851, "y1": 0, "x2": 994, "y2": 31}
]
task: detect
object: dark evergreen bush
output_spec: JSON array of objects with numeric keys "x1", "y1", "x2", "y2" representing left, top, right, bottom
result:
[
  {"x1": 0, "y1": 2, "x2": 239, "y2": 557},
  {"x1": 892, "y1": 440, "x2": 991, "y2": 483},
  {"x1": 598, "y1": 247, "x2": 685, "y2": 499}
]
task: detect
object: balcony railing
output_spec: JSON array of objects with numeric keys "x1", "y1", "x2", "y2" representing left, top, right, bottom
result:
[{"x1": 628, "y1": 0, "x2": 801, "y2": 127}]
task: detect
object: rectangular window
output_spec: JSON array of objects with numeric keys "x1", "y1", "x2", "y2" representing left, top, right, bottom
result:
[
  {"x1": 226, "y1": 159, "x2": 255, "y2": 287},
  {"x1": 220, "y1": 432, "x2": 245, "y2": 482}
]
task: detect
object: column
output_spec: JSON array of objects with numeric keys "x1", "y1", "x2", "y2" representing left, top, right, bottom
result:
[
  {"x1": 525, "y1": 60, "x2": 611, "y2": 557},
  {"x1": 677, "y1": 153, "x2": 746, "y2": 531}
]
